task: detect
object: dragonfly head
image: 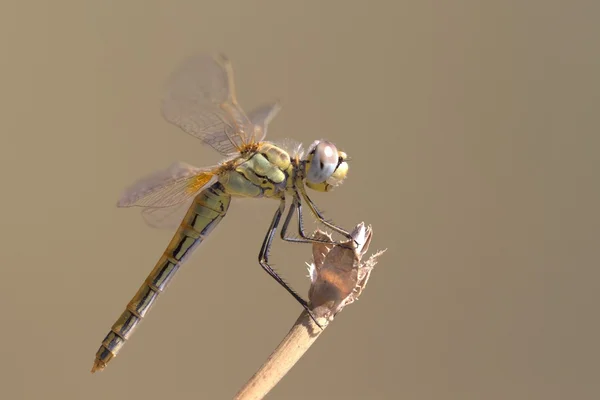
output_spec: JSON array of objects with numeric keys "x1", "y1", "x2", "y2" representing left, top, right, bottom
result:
[{"x1": 304, "y1": 140, "x2": 349, "y2": 192}]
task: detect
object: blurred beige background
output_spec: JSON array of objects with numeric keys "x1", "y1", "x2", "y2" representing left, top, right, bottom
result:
[{"x1": 1, "y1": 1, "x2": 598, "y2": 399}]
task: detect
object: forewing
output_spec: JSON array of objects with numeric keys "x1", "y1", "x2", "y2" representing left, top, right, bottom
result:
[
  {"x1": 247, "y1": 101, "x2": 282, "y2": 142},
  {"x1": 161, "y1": 53, "x2": 254, "y2": 155},
  {"x1": 117, "y1": 161, "x2": 217, "y2": 208}
]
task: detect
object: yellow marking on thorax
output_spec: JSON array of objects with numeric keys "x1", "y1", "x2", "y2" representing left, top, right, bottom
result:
[
  {"x1": 216, "y1": 143, "x2": 301, "y2": 199},
  {"x1": 257, "y1": 142, "x2": 291, "y2": 170}
]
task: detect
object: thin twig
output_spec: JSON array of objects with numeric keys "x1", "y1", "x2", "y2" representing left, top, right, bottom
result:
[
  {"x1": 233, "y1": 310, "x2": 325, "y2": 400},
  {"x1": 234, "y1": 223, "x2": 385, "y2": 400}
]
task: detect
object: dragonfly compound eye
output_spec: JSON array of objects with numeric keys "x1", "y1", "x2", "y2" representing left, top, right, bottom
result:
[{"x1": 306, "y1": 140, "x2": 339, "y2": 184}]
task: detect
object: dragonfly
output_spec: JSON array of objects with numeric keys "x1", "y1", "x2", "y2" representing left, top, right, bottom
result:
[{"x1": 91, "y1": 53, "x2": 351, "y2": 373}]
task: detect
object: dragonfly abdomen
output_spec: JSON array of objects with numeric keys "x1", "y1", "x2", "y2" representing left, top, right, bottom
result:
[{"x1": 92, "y1": 183, "x2": 231, "y2": 373}]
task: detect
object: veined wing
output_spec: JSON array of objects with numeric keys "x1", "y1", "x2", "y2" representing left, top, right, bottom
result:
[
  {"x1": 117, "y1": 161, "x2": 217, "y2": 209},
  {"x1": 161, "y1": 53, "x2": 256, "y2": 156},
  {"x1": 247, "y1": 101, "x2": 282, "y2": 142}
]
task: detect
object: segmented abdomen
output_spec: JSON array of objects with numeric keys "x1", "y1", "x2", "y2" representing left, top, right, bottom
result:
[{"x1": 91, "y1": 183, "x2": 231, "y2": 373}]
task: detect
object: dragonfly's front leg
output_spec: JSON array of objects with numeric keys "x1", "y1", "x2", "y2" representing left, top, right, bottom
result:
[
  {"x1": 258, "y1": 198, "x2": 324, "y2": 328},
  {"x1": 280, "y1": 196, "x2": 342, "y2": 245},
  {"x1": 296, "y1": 186, "x2": 355, "y2": 243}
]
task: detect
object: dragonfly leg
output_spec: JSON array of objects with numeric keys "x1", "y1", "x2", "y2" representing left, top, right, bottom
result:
[
  {"x1": 259, "y1": 199, "x2": 324, "y2": 328},
  {"x1": 280, "y1": 197, "x2": 341, "y2": 245},
  {"x1": 297, "y1": 186, "x2": 355, "y2": 243}
]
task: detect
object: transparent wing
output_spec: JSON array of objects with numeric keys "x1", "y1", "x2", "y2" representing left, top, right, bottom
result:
[
  {"x1": 247, "y1": 101, "x2": 282, "y2": 142},
  {"x1": 141, "y1": 198, "x2": 195, "y2": 230},
  {"x1": 117, "y1": 161, "x2": 217, "y2": 208},
  {"x1": 161, "y1": 53, "x2": 255, "y2": 156}
]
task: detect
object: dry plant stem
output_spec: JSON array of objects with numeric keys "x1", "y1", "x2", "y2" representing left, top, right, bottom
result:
[
  {"x1": 233, "y1": 310, "x2": 327, "y2": 400},
  {"x1": 234, "y1": 223, "x2": 385, "y2": 400}
]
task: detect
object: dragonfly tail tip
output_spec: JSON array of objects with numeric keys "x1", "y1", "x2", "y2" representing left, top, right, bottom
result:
[{"x1": 90, "y1": 360, "x2": 106, "y2": 374}]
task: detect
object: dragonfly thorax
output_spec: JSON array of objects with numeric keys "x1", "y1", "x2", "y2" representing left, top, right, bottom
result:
[{"x1": 218, "y1": 142, "x2": 294, "y2": 199}]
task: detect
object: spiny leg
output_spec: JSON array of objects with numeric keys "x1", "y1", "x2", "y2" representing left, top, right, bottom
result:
[
  {"x1": 259, "y1": 198, "x2": 323, "y2": 328},
  {"x1": 297, "y1": 186, "x2": 355, "y2": 243},
  {"x1": 280, "y1": 196, "x2": 341, "y2": 245}
]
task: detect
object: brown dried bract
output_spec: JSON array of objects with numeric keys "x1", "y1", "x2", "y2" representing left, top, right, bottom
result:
[{"x1": 308, "y1": 223, "x2": 386, "y2": 322}]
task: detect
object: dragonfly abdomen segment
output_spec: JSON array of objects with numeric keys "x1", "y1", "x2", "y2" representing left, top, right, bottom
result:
[{"x1": 92, "y1": 183, "x2": 231, "y2": 373}]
